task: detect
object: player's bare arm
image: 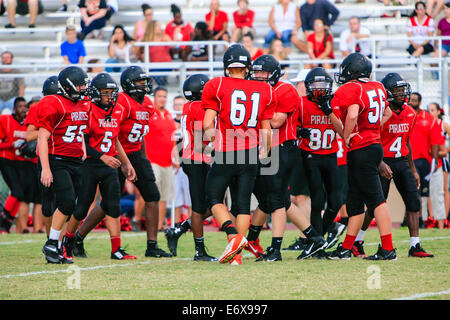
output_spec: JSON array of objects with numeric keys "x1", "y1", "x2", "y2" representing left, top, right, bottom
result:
[
  {"x1": 25, "y1": 124, "x2": 38, "y2": 142},
  {"x1": 343, "y1": 104, "x2": 359, "y2": 147},
  {"x1": 270, "y1": 112, "x2": 288, "y2": 129},
  {"x1": 38, "y1": 127, "x2": 53, "y2": 187},
  {"x1": 203, "y1": 109, "x2": 217, "y2": 142}
]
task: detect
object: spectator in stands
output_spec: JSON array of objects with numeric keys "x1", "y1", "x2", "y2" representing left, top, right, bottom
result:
[
  {"x1": 205, "y1": 0, "x2": 230, "y2": 42},
  {"x1": 306, "y1": 18, "x2": 335, "y2": 70},
  {"x1": 264, "y1": 0, "x2": 301, "y2": 56},
  {"x1": 144, "y1": 87, "x2": 177, "y2": 231},
  {"x1": 5, "y1": 0, "x2": 42, "y2": 28},
  {"x1": 299, "y1": 0, "x2": 339, "y2": 36},
  {"x1": 407, "y1": 1, "x2": 435, "y2": 58},
  {"x1": 0, "y1": 51, "x2": 24, "y2": 114},
  {"x1": 61, "y1": 25, "x2": 87, "y2": 65},
  {"x1": 231, "y1": 0, "x2": 255, "y2": 43},
  {"x1": 106, "y1": 25, "x2": 136, "y2": 72},
  {"x1": 242, "y1": 32, "x2": 264, "y2": 61},
  {"x1": 133, "y1": 3, "x2": 153, "y2": 42},
  {"x1": 269, "y1": 38, "x2": 289, "y2": 79},
  {"x1": 187, "y1": 21, "x2": 211, "y2": 61},
  {"x1": 427, "y1": 0, "x2": 446, "y2": 19},
  {"x1": 105, "y1": 0, "x2": 118, "y2": 23},
  {"x1": 165, "y1": 4, "x2": 194, "y2": 61},
  {"x1": 433, "y1": 2, "x2": 450, "y2": 59},
  {"x1": 78, "y1": 0, "x2": 108, "y2": 41},
  {"x1": 87, "y1": 58, "x2": 103, "y2": 73},
  {"x1": 339, "y1": 16, "x2": 372, "y2": 58}
]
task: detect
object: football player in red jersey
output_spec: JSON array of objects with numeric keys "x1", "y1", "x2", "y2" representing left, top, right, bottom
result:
[
  {"x1": 322, "y1": 53, "x2": 397, "y2": 260},
  {"x1": 38, "y1": 66, "x2": 90, "y2": 264},
  {"x1": 164, "y1": 74, "x2": 218, "y2": 261},
  {"x1": 70, "y1": 66, "x2": 172, "y2": 259},
  {"x1": 202, "y1": 44, "x2": 276, "y2": 264},
  {"x1": 353, "y1": 73, "x2": 434, "y2": 258},
  {"x1": 61, "y1": 73, "x2": 137, "y2": 261}
]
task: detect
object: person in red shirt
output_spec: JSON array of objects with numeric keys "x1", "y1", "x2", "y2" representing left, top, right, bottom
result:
[
  {"x1": 205, "y1": 0, "x2": 230, "y2": 42},
  {"x1": 165, "y1": 4, "x2": 194, "y2": 61},
  {"x1": 306, "y1": 18, "x2": 335, "y2": 70},
  {"x1": 231, "y1": 0, "x2": 255, "y2": 43},
  {"x1": 354, "y1": 73, "x2": 433, "y2": 258},
  {"x1": 145, "y1": 87, "x2": 177, "y2": 231},
  {"x1": 324, "y1": 53, "x2": 396, "y2": 260},
  {"x1": 202, "y1": 44, "x2": 276, "y2": 264},
  {"x1": 38, "y1": 66, "x2": 90, "y2": 264},
  {"x1": 62, "y1": 73, "x2": 137, "y2": 261}
]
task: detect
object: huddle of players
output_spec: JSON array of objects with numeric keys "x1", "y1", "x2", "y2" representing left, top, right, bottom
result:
[{"x1": 166, "y1": 44, "x2": 434, "y2": 264}]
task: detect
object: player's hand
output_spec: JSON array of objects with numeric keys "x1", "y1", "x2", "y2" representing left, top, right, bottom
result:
[
  {"x1": 100, "y1": 155, "x2": 122, "y2": 169},
  {"x1": 413, "y1": 171, "x2": 420, "y2": 189},
  {"x1": 41, "y1": 168, "x2": 53, "y2": 188},
  {"x1": 297, "y1": 127, "x2": 311, "y2": 139},
  {"x1": 13, "y1": 139, "x2": 25, "y2": 149},
  {"x1": 121, "y1": 163, "x2": 136, "y2": 182},
  {"x1": 345, "y1": 132, "x2": 361, "y2": 148},
  {"x1": 379, "y1": 161, "x2": 393, "y2": 180}
]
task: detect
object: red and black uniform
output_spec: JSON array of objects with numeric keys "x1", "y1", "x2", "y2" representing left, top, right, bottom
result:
[
  {"x1": 298, "y1": 96, "x2": 342, "y2": 235},
  {"x1": 331, "y1": 80, "x2": 388, "y2": 216},
  {"x1": 117, "y1": 92, "x2": 160, "y2": 202},
  {"x1": 36, "y1": 95, "x2": 90, "y2": 217},
  {"x1": 201, "y1": 76, "x2": 276, "y2": 214}
]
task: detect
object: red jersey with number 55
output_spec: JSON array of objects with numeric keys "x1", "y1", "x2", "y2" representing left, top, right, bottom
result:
[
  {"x1": 37, "y1": 95, "x2": 90, "y2": 158},
  {"x1": 87, "y1": 102, "x2": 127, "y2": 157},
  {"x1": 117, "y1": 92, "x2": 154, "y2": 154},
  {"x1": 272, "y1": 81, "x2": 299, "y2": 146},
  {"x1": 201, "y1": 77, "x2": 276, "y2": 152},
  {"x1": 331, "y1": 81, "x2": 388, "y2": 152},
  {"x1": 381, "y1": 104, "x2": 416, "y2": 158},
  {"x1": 298, "y1": 96, "x2": 340, "y2": 154}
]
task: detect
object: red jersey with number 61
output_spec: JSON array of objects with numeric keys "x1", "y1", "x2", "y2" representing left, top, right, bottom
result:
[
  {"x1": 381, "y1": 104, "x2": 416, "y2": 158},
  {"x1": 331, "y1": 80, "x2": 389, "y2": 152},
  {"x1": 37, "y1": 95, "x2": 90, "y2": 158},
  {"x1": 272, "y1": 81, "x2": 299, "y2": 146},
  {"x1": 201, "y1": 77, "x2": 276, "y2": 152},
  {"x1": 87, "y1": 102, "x2": 127, "y2": 157},
  {"x1": 117, "y1": 92, "x2": 154, "y2": 154}
]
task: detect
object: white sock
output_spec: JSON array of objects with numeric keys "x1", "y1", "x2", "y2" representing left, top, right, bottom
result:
[
  {"x1": 410, "y1": 237, "x2": 420, "y2": 248},
  {"x1": 421, "y1": 197, "x2": 428, "y2": 220},
  {"x1": 355, "y1": 230, "x2": 366, "y2": 242},
  {"x1": 49, "y1": 228, "x2": 61, "y2": 241}
]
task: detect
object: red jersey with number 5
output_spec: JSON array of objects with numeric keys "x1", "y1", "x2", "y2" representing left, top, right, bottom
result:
[
  {"x1": 87, "y1": 102, "x2": 127, "y2": 157},
  {"x1": 331, "y1": 81, "x2": 388, "y2": 152},
  {"x1": 117, "y1": 92, "x2": 154, "y2": 154},
  {"x1": 381, "y1": 104, "x2": 416, "y2": 158},
  {"x1": 272, "y1": 81, "x2": 299, "y2": 146},
  {"x1": 201, "y1": 76, "x2": 276, "y2": 152},
  {"x1": 298, "y1": 96, "x2": 340, "y2": 154},
  {"x1": 37, "y1": 95, "x2": 90, "y2": 158}
]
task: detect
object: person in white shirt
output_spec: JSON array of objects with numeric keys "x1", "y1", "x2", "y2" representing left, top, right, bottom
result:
[
  {"x1": 407, "y1": 1, "x2": 435, "y2": 57},
  {"x1": 339, "y1": 16, "x2": 371, "y2": 58}
]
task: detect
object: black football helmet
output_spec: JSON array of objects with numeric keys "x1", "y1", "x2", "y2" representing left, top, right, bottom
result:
[
  {"x1": 87, "y1": 73, "x2": 119, "y2": 110},
  {"x1": 251, "y1": 55, "x2": 281, "y2": 86},
  {"x1": 334, "y1": 52, "x2": 372, "y2": 84},
  {"x1": 42, "y1": 76, "x2": 59, "y2": 96},
  {"x1": 381, "y1": 72, "x2": 411, "y2": 104},
  {"x1": 120, "y1": 66, "x2": 152, "y2": 96},
  {"x1": 305, "y1": 67, "x2": 334, "y2": 104},
  {"x1": 223, "y1": 44, "x2": 252, "y2": 77},
  {"x1": 58, "y1": 66, "x2": 89, "y2": 101},
  {"x1": 183, "y1": 74, "x2": 210, "y2": 101}
]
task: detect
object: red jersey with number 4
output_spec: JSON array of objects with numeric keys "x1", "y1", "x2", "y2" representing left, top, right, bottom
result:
[
  {"x1": 117, "y1": 92, "x2": 154, "y2": 155},
  {"x1": 272, "y1": 81, "x2": 299, "y2": 146},
  {"x1": 331, "y1": 80, "x2": 388, "y2": 152},
  {"x1": 298, "y1": 96, "x2": 339, "y2": 154},
  {"x1": 201, "y1": 77, "x2": 276, "y2": 152},
  {"x1": 181, "y1": 101, "x2": 211, "y2": 163},
  {"x1": 336, "y1": 135, "x2": 348, "y2": 166},
  {"x1": 0, "y1": 114, "x2": 27, "y2": 161},
  {"x1": 410, "y1": 109, "x2": 442, "y2": 163},
  {"x1": 37, "y1": 95, "x2": 90, "y2": 158},
  {"x1": 381, "y1": 104, "x2": 416, "y2": 158},
  {"x1": 87, "y1": 102, "x2": 127, "y2": 157}
]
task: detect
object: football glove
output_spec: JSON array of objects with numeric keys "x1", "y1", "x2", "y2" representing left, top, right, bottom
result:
[{"x1": 297, "y1": 127, "x2": 312, "y2": 139}]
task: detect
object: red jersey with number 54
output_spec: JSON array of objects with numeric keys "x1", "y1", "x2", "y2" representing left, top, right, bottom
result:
[
  {"x1": 87, "y1": 102, "x2": 127, "y2": 157},
  {"x1": 331, "y1": 81, "x2": 389, "y2": 152},
  {"x1": 381, "y1": 104, "x2": 416, "y2": 158},
  {"x1": 201, "y1": 77, "x2": 276, "y2": 152},
  {"x1": 37, "y1": 95, "x2": 90, "y2": 158},
  {"x1": 117, "y1": 92, "x2": 154, "y2": 154}
]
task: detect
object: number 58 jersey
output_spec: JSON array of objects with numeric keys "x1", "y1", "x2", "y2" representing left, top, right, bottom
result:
[{"x1": 117, "y1": 92, "x2": 154, "y2": 154}]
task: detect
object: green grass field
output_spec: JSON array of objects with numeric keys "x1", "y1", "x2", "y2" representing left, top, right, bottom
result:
[{"x1": 0, "y1": 228, "x2": 449, "y2": 300}]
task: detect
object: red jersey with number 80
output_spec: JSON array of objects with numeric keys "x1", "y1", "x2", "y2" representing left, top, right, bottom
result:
[
  {"x1": 87, "y1": 102, "x2": 127, "y2": 157},
  {"x1": 381, "y1": 104, "x2": 416, "y2": 158},
  {"x1": 37, "y1": 95, "x2": 90, "y2": 158},
  {"x1": 117, "y1": 92, "x2": 154, "y2": 154},
  {"x1": 298, "y1": 96, "x2": 340, "y2": 154},
  {"x1": 272, "y1": 81, "x2": 299, "y2": 146},
  {"x1": 331, "y1": 80, "x2": 389, "y2": 152},
  {"x1": 201, "y1": 77, "x2": 276, "y2": 152}
]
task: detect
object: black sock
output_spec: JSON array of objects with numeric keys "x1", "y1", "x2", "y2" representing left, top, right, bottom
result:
[
  {"x1": 180, "y1": 219, "x2": 191, "y2": 233},
  {"x1": 194, "y1": 237, "x2": 204, "y2": 249},
  {"x1": 247, "y1": 224, "x2": 262, "y2": 242},
  {"x1": 147, "y1": 240, "x2": 157, "y2": 249},
  {"x1": 271, "y1": 237, "x2": 283, "y2": 250},
  {"x1": 303, "y1": 225, "x2": 319, "y2": 239},
  {"x1": 340, "y1": 217, "x2": 349, "y2": 226},
  {"x1": 221, "y1": 220, "x2": 238, "y2": 236},
  {"x1": 75, "y1": 231, "x2": 85, "y2": 242}
]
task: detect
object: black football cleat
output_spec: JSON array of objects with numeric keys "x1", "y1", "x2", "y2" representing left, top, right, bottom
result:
[
  {"x1": 194, "y1": 247, "x2": 218, "y2": 262},
  {"x1": 165, "y1": 227, "x2": 182, "y2": 256},
  {"x1": 62, "y1": 236, "x2": 74, "y2": 260},
  {"x1": 0, "y1": 212, "x2": 13, "y2": 233},
  {"x1": 325, "y1": 222, "x2": 347, "y2": 249},
  {"x1": 311, "y1": 249, "x2": 328, "y2": 259},
  {"x1": 43, "y1": 239, "x2": 61, "y2": 264},
  {"x1": 145, "y1": 244, "x2": 173, "y2": 258},
  {"x1": 408, "y1": 243, "x2": 434, "y2": 258},
  {"x1": 364, "y1": 244, "x2": 397, "y2": 261},
  {"x1": 326, "y1": 243, "x2": 352, "y2": 260},
  {"x1": 111, "y1": 248, "x2": 137, "y2": 260},
  {"x1": 73, "y1": 238, "x2": 88, "y2": 258},
  {"x1": 282, "y1": 237, "x2": 308, "y2": 251},
  {"x1": 351, "y1": 240, "x2": 367, "y2": 258},
  {"x1": 256, "y1": 246, "x2": 282, "y2": 262},
  {"x1": 297, "y1": 236, "x2": 327, "y2": 260}
]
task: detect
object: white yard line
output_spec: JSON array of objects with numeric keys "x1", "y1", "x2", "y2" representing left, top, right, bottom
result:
[{"x1": 393, "y1": 288, "x2": 450, "y2": 300}]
